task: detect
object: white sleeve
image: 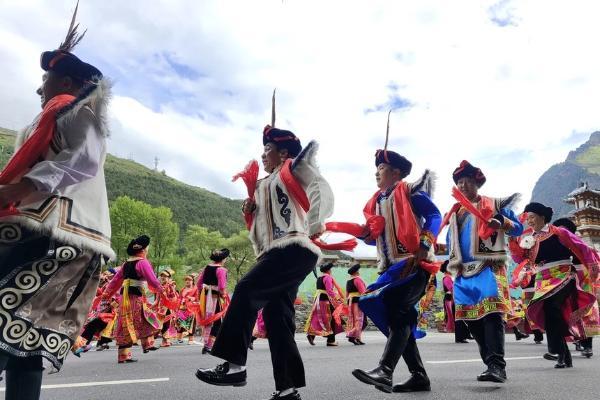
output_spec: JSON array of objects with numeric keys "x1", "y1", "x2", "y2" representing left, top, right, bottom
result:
[
  {"x1": 291, "y1": 141, "x2": 334, "y2": 236},
  {"x1": 24, "y1": 107, "x2": 104, "y2": 194}
]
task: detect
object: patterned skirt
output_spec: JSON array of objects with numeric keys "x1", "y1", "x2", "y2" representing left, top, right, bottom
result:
[
  {"x1": 346, "y1": 302, "x2": 365, "y2": 339},
  {"x1": 305, "y1": 298, "x2": 344, "y2": 337},
  {"x1": 113, "y1": 294, "x2": 160, "y2": 346},
  {"x1": 252, "y1": 309, "x2": 268, "y2": 339},
  {"x1": 575, "y1": 265, "x2": 600, "y2": 337},
  {"x1": 527, "y1": 264, "x2": 597, "y2": 339},
  {"x1": 0, "y1": 223, "x2": 101, "y2": 370},
  {"x1": 454, "y1": 265, "x2": 511, "y2": 321}
]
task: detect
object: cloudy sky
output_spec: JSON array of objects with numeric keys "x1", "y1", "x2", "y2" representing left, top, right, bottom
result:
[{"x1": 2, "y1": 0, "x2": 600, "y2": 253}]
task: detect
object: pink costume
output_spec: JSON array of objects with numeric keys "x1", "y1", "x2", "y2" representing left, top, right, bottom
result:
[
  {"x1": 196, "y1": 264, "x2": 228, "y2": 350},
  {"x1": 104, "y1": 258, "x2": 162, "y2": 362},
  {"x1": 442, "y1": 274, "x2": 455, "y2": 333},
  {"x1": 305, "y1": 274, "x2": 344, "y2": 338},
  {"x1": 346, "y1": 275, "x2": 367, "y2": 339}
]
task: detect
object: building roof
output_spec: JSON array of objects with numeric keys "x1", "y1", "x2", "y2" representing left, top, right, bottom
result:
[{"x1": 567, "y1": 182, "x2": 600, "y2": 198}]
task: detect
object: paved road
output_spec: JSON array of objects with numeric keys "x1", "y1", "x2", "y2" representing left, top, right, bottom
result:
[{"x1": 1, "y1": 332, "x2": 597, "y2": 400}]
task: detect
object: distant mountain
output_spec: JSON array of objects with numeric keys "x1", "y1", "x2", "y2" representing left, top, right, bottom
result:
[
  {"x1": 531, "y1": 131, "x2": 600, "y2": 218},
  {"x1": 0, "y1": 127, "x2": 244, "y2": 237}
]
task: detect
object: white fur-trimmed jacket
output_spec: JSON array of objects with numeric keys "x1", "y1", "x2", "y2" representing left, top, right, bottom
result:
[
  {"x1": 1, "y1": 80, "x2": 115, "y2": 260},
  {"x1": 249, "y1": 141, "x2": 334, "y2": 258}
]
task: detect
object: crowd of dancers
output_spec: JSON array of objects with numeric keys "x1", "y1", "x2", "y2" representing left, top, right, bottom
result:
[{"x1": 0, "y1": 3, "x2": 598, "y2": 400}]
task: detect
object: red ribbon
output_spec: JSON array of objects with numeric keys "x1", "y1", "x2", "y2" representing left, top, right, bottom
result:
[{"x1": 451, "y1": 186, "x2": 495, "y2": 240}]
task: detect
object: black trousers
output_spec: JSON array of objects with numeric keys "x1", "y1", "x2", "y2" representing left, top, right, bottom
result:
[
  {"x1": 210, "y1": 244, "x2": 318, "y2": 391},
  {"x1": 455, "y1": 320, "x2": 471, "y2": 342},
  {"x1": 81, "y1": 318, "x2": 108, "y2": 343},
  {"x1": 466, "y1": 313, "x2": 506, "y2": 369},
  {"x1": 379, "y1": 269, "x2": 429, "y2": 375},
  {"x1": 544, "y1": 280, "x2": 576, "y2": 357},
  {"x1": 0, "y1": 352, "x2": 43, "y2": 400}
]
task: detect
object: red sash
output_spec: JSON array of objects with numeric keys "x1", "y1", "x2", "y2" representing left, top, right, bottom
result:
[
  {"x1": 442, "y1": 190, "x2": 496, "y2": 240},
  {"x1": 326, "y1": 182, "x2": 420, "y2": 251},
  {"x1": 233, "y1": 159, "x2": 357, "y2": 251},
  {"x1": 0, "y1": 94, "x2": 75, "y2": 217}
]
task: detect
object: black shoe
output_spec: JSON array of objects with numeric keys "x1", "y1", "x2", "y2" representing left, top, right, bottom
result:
[
  {"x1": 477, "y1": 366, "x2": 506, "y2": 383},
  {"x1": 307, "y1": 335, "x2": 315, "y2": 346},
  {"x1": 118, "y1": 358, "x2": 138, "y2": 364},
  {"x1": 543, "y1": 353, "x2": 558, "y2": 361},
  {"x1": 143, "y1": 346, "x2": 159, "y2": 354},
  {"x1": 535, "y1": 340, "x2": 543, "y2": 344},
  {"x1": 554, "y1": 350, "x2": 573, "y2": 369},
  {"x1": 356, "y1": 339, "x2": 366, "y2": 345},
  {"x1": 348, "y1": 338, "x2": 359, "y2": 345},
  {"x1": 264, "y1": 389, "x2": 301, "y2": 400},
  {"x1": 390, "y1": 371, "x2": 431, "y2": 392},
  {"x1": 351, "y1": 366, "x2": 392, "y2": 392},
  {"x1": 455, "y1": 339, "x2": 469, "y2": 343},
  {"x1": 202, "y1": 347, "x2": 212, "y2": 355},
  {"x1": 575, "y1": 342, "x2": 583, "y2": 352},
  {"x1": 195, "y1": 362, "x2": 247, "y2": 387},
  {"x1": 582, "y1": 348, "x2": 593, "y2": 358},
  {"x1": 515, "y1": 332, "x2": 529, "y2": 341}
]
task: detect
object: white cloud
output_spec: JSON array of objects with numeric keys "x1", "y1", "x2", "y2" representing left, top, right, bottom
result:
[{"x1": 2, "y1": 0, "x2": 600, "y2": 257}]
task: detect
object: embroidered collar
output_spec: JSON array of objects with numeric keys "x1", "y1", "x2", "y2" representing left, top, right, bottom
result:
[{"x1": 378, "y1": 182, "x2": 399, "y2": 201}]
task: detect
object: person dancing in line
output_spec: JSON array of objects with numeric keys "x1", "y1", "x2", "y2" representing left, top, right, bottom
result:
[
  {"x1": 552, "y1": 217, "x2": 599, "y2": 359},
  {"x1": 443, "y1": 161, "x2": 523, "y2": 383},
  {"x1": 518, "y1": 203, "x2": 598, "y2": 368},
  {"x1": 305, "y1": 263, "x2": 345, "y2": 346},
  {"x1": 102, "y1": 235, "x2": 164, "y2": 363},
  {"x1": 156, "y1": 268, "x2": 178, "y2": 347},
  {"x1": 195, "y1": 100, "x2": 335, "y2": 400},
  {"x1": 0, "y1": 3, "x2": 114, "y2": 398},
  {"x1": 177, "y1": 274, "x2": 199, "y2": 344},
  {"x1": 75, "y1": 269, "x2": 119, "y2": 354},
  {"x1": 440, "y1": 261, "x2": 471, "y2": 343},
  {"x1": 346, "y1": 263, "x2": 368, "y2": 345},
  {"x1": 196, "y1": 248, "x2": 230, "y2": 354}
]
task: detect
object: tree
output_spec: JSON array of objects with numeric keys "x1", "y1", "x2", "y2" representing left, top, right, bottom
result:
[
  {"x1": 110, "y1": 196, "x2": 179, "y2": 267},
  {"x1": 224, "y1": 230, "x2": 255, "y2": 285},
  {"x1": 147, "y1": 206, "x2": 179, "y2": 266},
  {"x1": 109, "y1": 196, "x2": 152, "y2": 261},
  {"x1": 183, "y1": 225, "x2": 225, "y2": 266}
]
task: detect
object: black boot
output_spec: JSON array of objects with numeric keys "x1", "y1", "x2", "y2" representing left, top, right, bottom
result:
[
  {"x1": 351, "y1": 365, "x2": 393, "y2": 392},
  {"x1": 390, "y1": 371, "x2": 431, "y2": 392},
  {"x1": 513, "y1": 327, "x2": 529, "y2": 341}
]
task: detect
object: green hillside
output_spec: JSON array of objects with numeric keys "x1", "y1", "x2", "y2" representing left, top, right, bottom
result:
[
  {"x1": 0, "y1": 128, "x2": 244, "y2": 237},
  {"x1": 574, "y1": 146, "x2": 600, "y2": 175},
  {"x1": 531, "y1": 131, "x2": 600, "y2": 218}
]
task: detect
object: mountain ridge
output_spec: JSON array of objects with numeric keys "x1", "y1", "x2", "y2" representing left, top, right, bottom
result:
[{"x1": 531, "y1": 131, "x2": 600, "y2": 218}]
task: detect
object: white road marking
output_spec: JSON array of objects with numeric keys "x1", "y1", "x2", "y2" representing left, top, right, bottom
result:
[
  {"x1": 427, "y1": 356, "x2": 542, "y2": 364},
  {"x1": 0, "y1": 377, "x2": 169, "y2": 391}
]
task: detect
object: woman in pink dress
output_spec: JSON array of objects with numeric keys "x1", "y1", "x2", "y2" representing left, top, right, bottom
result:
[{"x1": 103, "y1": 235, "x2": 164, "y2": 363}]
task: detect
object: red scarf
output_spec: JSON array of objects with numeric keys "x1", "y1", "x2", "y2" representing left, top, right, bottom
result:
[
  {"x1": 441, "y1": 189, "x2": 495, "y2": 240},
  {"x1": 326, "y1": 182, "x2": 419, "y2": 252},
  {"x1": 0, "y1": 94, "x2": 75, "y2": 216}
]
